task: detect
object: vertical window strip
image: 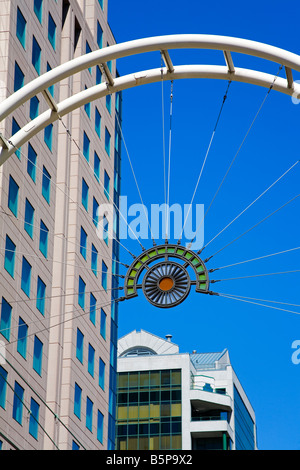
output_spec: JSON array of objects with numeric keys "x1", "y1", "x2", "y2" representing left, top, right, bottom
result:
[
  {"x1": 21, "y1": 256, "x2": 32, "y2": 298},
  {"x1": 4, "y1": 236, "x2": 16, "y2": 278},
  {"x1": 17, "y1": 317, "x2": 28, "y2": 358},
  {"x1": 0, "y1": 298, "x2": 12, "y2": 342},
  {"x1": 16, "y1": 7, "x2": 26, "y2": 49}
]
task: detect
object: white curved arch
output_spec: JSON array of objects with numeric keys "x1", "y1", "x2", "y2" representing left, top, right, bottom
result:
[{"x1": 1, "y1": 34, "x2": 300, "y2": 165}]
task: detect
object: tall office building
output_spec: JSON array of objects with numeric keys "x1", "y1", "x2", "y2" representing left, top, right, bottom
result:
[
  {"x1": 0, "y1": 0, "x2": 121, "y2": 450},
  {"x1": 116, "y1": 330, "x2": 257, "y2": 450}
]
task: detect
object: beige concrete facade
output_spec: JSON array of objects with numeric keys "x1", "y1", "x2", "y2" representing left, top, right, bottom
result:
[{"x1": 0, "y1": 0, "x2": 118, "y2": 450}]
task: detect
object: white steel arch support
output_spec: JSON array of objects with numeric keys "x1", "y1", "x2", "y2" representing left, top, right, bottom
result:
[{"x1": 1, "y1": 34, "x2": 300, "y2": 165}]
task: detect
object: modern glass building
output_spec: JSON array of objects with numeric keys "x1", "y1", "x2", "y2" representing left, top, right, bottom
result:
[
  {"x1": 0, "y1": 0, "x2": 120, "y2": 450},
  {"x1": 117, "y1": 368, "x2": 182, "y2": 451},
  {"x1": 116, "y1": 330, "x2": 258, "y2": 450}
]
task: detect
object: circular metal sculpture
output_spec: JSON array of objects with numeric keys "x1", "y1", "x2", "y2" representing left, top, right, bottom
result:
[
  {"x1": 124, "y1": 243, "x2": 209, "y2": 308},
  {"x1": 143, "y1": 261, "x2": 191, "y2": 308}
]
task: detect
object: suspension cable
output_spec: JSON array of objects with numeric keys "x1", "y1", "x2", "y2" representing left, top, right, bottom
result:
[
  {"x1": 211, "y1": 246, "x2": 300, "y2": 272},
  {"x1": 217, "y1": 292, "x2": 300, "y2": 316},
  {"x1": 0, "y1": 246, "x2": 126, "y2": 278},
  {"x1": 0, "y1": 369, "x2": 61, "y2": 450},
  {"x1": 205, "y1": 192, "x2": 300, "y2": 262},
  {"x1": 180, "y1": 80, "x2": 232, "y2": 245},
  {"x1": 161, "y1": 53, "x2": 167, "y2": 231},
  {"x1": 1, "y1": 298, "x2": 115, "y2": 345},
  {"x1": 211, "y1": 269, "x2": 300, "y2": 283},
  {"x1": 60, "y1": 115, "x2": 145, "y2": 254},
  {"x1": 216, "y1": 292, "x2": 300, "y2": 308},
  {"x1": 0, "y1": 283, "x2": 122, "y2": 309},
  {"x1": 187, "y1": 65, "x2": 284, "y2": 250},
  {"x1": 166, "y1": 80, "x2": 174, "y2": 241},
  {"x1": 202, "y1": 159, "x2": 299, "y2": 252},
  {"x1": 6, "y1": 134, "x2": 138, "y2": 259},
  {"x1": 114, "y1": 111, "x2": 155, "y2": 247},
  {"x1": 0, "y1": 208, "x2": 130, "y2": 267}
]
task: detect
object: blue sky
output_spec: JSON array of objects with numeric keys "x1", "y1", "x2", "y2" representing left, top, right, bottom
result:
[{"x1": 108, "y1": 0, "x2": 300, "y2": 450}]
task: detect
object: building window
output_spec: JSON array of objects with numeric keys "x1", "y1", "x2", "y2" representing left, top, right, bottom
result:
[
  {"x1": 39, "y1": 220, "x2": 49, "y2": 258},
  {"x1": 94, "y1": 151, "x2": 100, "y2": 182},
  {"x1": 72, "y1": 440, "x2": 80, "y2": 450},
  {"x1": 14, "y1": 61, "x2": 24, "y2": 92},
  {"x1": 33, "y1": 336, "x2": 43, "y2": 375},
  {"x1": 0, "y1": 298, "x2": 12, "y2": 341},
  {"x1": 96, "y1": 65, "x2": 102, "y2": 85},
  {"x1": 86, "y1": 41, "x2": 92, "y2": 74},
  {"x1": 90, "y1": 293, "x2": 96, "y2": 325},
  {"x1": 12, "y1": 381, "x2": 24, "y2": 425},
  {"x1": 34, "y1": 0, "x2": 43, "y2": 23},
  {"x1": 44, "y1": 123, "x2": 53, "y2": 151},
  {"x1": 76, "y1": 328, "x2": 84, "y2": 363},
  {"x1": 100, "y1": 308, "x2": 106, "y2": 340},
  {"x1": 78, "y1": 276, "x2": 86, "y2": 310},
  {"x1": 86, "y1": 397, "x2": 93, "y2": 431},
  {"x1": 104, "y1": 170, "x2": 110, "y2": 200},
  {"x1": 42, "y1": 166, "x2": 51, "y2": 204},
  {"x1": 105, "y1": 127, "x2": 111, "y2": 156},
  {"x1": 12, "y1": 118, "x2": 21, "y2": 159},
  {"x1": 29, "y1": 398, "x2": 40, "y2": 440},
  {"x1": 24, "y1": 198, "x2": 35, "y2": 238},
  {"x1": 36, "y1": 276, "x2": 46, "y2": 315},
  {"x1": 99, "y1": 358, "x2": 105, "y2": 390},
  {"x1": 8, "y1": 175, "x2": 19, "y2": 217},
  {"x1": 98, "y1": 0, "x2": 104, "y2": 10},
  {"x1": 88, "y1": 343, "x2": 95, "y2": 377},
  {"x1": 91, "y1": 244, "x2": 98, "y2": 277},
  {"x1": 83, "y1": 131, "x2": 90, "y2": 162},
  {"x1": 32, "y1": 36, "x2": 41, "y2": 75},
  {"x1": 27, "y1": 143, "x2": 37, "y2": 182},
  {"x1": 48, "y1": 13, "x2": 56, "y2": 50},
  {"x1": 92, "y1": 197, "x2": 99, "y2": 227},
  {"x1": 234, "y1": 385, "x2": 255, "y2": 450},
  {"x1": 103, "y1": 215, "x2": 109, "y2": 245},
  {"x1": 21, "y1": 257, "x2": 32, "y2": 298},
  {"x1": 80, "y1": 226, "x2": 87, "y2": 260},
  {"x1": 101, "y1": 261, "x2": 108, "y2": 291},
  {"x1": 106, "y1": 94, "x2": 111, "y2": 114},
  {"x1": 97, "y1": 21, "x2": 103, "y2": 49},
  {"x1": 30, "y1": 96, "x2": 39, "y2": 120},
  {"x1": 95, "y1": 107, "x2": 101, "y2": 138},
  {"x1": 47, "y1": 62, "x2": 54, "y2": 97},
  {"x1": 74, "y1": 383, "x2": 82, "y2": 419},
  {"x1": 16, "y1": 7, "x2": 26, "y2": 49},
  {"x1": 0, "y1": 366, "x2": 8, "y2": 409},
  {"x1": 4, "y1": 236, "x2": 16, "y2": 278},
  {"x1": 97, "y1": 410, "x2": 104, "y2": 443},
  {"x1": 17, "y1": 317, "x2": 28, "y2": 359},
  {"x1": 82, "y1": 178, "x2": 89, "y2": 211},
  {"x1": 84, "y1": 86, "x2": 90, "y2": 117},
  {"x1": 116, "y1": 369, "x2": 182, "y2": 450}
]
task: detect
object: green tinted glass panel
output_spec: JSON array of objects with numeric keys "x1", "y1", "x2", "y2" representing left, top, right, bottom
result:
[{"x1": 129, "y1": 270, "x2": 137, "y2": 278}]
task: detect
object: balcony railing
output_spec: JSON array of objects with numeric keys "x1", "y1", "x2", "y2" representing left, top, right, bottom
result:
[
  {"x1": 190, "y1": 375, "x2": 232, "y2": 400},
  {"x1": 191, "y1": 414, "x2": 228, "y2": 422}
]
